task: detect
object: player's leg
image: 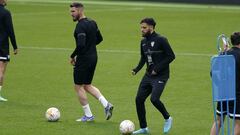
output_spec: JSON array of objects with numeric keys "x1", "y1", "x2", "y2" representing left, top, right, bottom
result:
[
  {"x1": 0, "y1": 61, "x2": 8, "y2": 101},
  {"x1": 210, "y1": 102, "x2": 227, "y2": 135},
  {"x1": 234, "y1": 120, "x2": 240, "y2": 135},
  {"x1": 74, "y1": 84, "x2": 94, "y2": 122},
  {"x1": 133, "y1": 75, "x2": 151, "y2": 134},
  {"x1": 75, "y1": 84, "x2": 88, "y2": 105},
  {"x1": 84, "y1": 84, "x2": 113, "y2": 120},
  {"x1": 84, "y1": 85, "x2": 101, "y2": 99},
  {"x1": 82, "y1": 58, "x2": 113, "y2": 120},
  {"x1": 80, "y1": 57, "x2": 101, "y2": 100},
  {"x1": 0, "y1": 61, "x2": 8, "y2": 85},
  {"x1": 210, "y1": 115, "x2": 225, "y2": 135},
  {"x1": 150, "y1": 80, "x2": 170, "y2": 119},
  {"x1": 150, "y1": 79, "x2": 172, "y2": 133},
  {"x1": 73, "y1": 66, "x2": 94, "y2": 122},
  {"x1": 232, "y1": 100, "x2": 240, "y2": 135}
]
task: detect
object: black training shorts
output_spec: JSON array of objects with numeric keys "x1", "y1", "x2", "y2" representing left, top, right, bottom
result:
[
  {"x1": 73, "y1": 55, "x2": 97, "y2": 85},
  {"x1": 0, "y1": 49, "x2": 10, "y2": 61},
  {"x1": 216, "y1": 100, "x2": 240, "y2": 120}
]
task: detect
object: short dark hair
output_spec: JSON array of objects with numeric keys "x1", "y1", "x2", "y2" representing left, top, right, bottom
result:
[
  {"x1": 140, "y1": 17, "x2": 156, "y2": 28},
  {"x1": 70, "y1": 2, "x2": 84, "y2": 8},
  {"x1": 231, "y1": 32, "x2": 240, "y2": 46}
]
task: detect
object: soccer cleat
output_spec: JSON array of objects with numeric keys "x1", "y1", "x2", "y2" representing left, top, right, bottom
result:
[
  {"x1": 0, "y1": 96, "x2": 8, "y2": 102},
  {"x1": 105, "y1": 103, "x2": 114, "y2": 120},
  {"x1": 163, "y1": 117, "x2": 173, "y2": 134},
  {"x1": 76, "y1": 115, "x2": 94, "y2": 122},
  {"x1": 133, "y1": 127, "x2": 149, "y2": 134}
]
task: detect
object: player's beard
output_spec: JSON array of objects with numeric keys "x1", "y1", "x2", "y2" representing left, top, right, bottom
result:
[
  {"x1": 142, "y1": 30, "x2": 151, "y2": 37},
  {"x1": 72, "y1": 14, "x2": 80, "y2": 22},
  {"x1": 1, "y1": 0, "x2": 7, "y2": 6},
  {"x1": 0, "y1": 2, "x2": 6, "y2": 6}
]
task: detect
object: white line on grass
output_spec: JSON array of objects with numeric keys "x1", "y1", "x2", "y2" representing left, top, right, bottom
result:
[
  {"x1": 10, "y1": 0, "x2": 240, "y2": 10},
  {"x1": 87, "y1": 7, "x2": 144, "y2": 12},
  {"x1": 12, "y1": 7, "x2": 144, "y2": 16},
  {"x1": 13, "y1": 11, "x2": 59, "y2": 16},
  {"x1": 19, "y1": 46, "x2": 213, "y2": 57}
]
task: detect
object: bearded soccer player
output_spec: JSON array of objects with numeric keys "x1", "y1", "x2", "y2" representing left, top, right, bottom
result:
[
  {"x1": 69, "y1": 2, "x2": 113, "y2": 122},
  {"x1": 132, "y1": 18, "x2": 175, "y2": 134}
]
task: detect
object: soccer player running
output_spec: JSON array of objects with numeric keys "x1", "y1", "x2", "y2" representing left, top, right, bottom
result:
[
  {"x1": 210, "y1": 32, "x2": 240, "y2": 135},
  {"x1": 132, "y1": 18, "x2": 175, "y2": 134},
  {"x1": 69, "y1": 2, "x2": 113, "y2": 122},
  {"x1": 0, "y1": 0, "x2": 18, "y2": 102}
]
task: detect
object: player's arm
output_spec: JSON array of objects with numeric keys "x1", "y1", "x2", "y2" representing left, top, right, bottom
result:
[
  {"x1": 70, "y1": 57, "x2": 76, "y2": 66},
  {"x1": 4, "y1": 11, "x2": 18, "y2": 54},
  {"x1": 70, "y1": 32, "x2": 85, "y2": 65},
  {"x1": 153, "y1": 37, "x2": 175, "y2": 73},
  {"x1": 70, "y1": 48, "x2": 77, "y2": 60},
  {"x1": 132, "y1": 46, "x2": 145, "y2": 75},
  {"x1": 76, "y1": 32, "x2": 86, "y2": 49},
  {"x1": 94, "y1": 22, "x2": 103, "y2": 45},
  {"x1": 70, "y1": 25, "x2": 86, "y2": 59},
  {"x1": 96, "y1": 27, "x2": 103, "y2": 45}
]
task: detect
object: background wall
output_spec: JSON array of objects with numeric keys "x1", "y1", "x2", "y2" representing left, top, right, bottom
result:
[{"x1": 121, "y1": 0, "x2": 240, "y2": 5}]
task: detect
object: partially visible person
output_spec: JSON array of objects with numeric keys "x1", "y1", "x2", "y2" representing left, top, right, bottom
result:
[
  {"x1": 69, "y1": 2, "x2": 113, "y2": 122},
  {"x1": 210, "y1": 32, "x2": 240, "y2": 135},
  {"x1": 132, "y1": 17, "x2": 175, "y2": 134},
  {"x1": 0, "y1": 0, "x2": 18, "y2": 102}
]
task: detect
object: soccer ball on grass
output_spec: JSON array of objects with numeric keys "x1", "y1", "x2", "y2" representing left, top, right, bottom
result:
[
  {"x1": 119, "y1": 120, "x2": 135, "y2": 135},
  {"x1": 45, "y1": 107, "x2": 60, "y2": 122}
]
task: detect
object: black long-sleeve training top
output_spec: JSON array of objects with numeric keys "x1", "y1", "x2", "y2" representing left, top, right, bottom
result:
[
  {"x1": 0, "y1": 4, "x2": 17, "y2": 54},
  {"x1": 226, "y1": 47, "x2": 240, "y2": 99},
  {"x1": 70, "y1": 18, "x2": 103, "y2": 58},
  {"x1": 133, "y1": 32, "x2": 175, "y2": 80}
]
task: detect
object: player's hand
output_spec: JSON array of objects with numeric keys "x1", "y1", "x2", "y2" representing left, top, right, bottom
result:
[
  {"x1": 14, "y1": 49, "x2": 18, "y2": 55},
  {"x1": 151, "y1": 70, "x2": 157, "y2": 75},
  {"x1": 70, "y1": 58, "x2": 75, "y2": 66},
  {"x1": 131, "y1": 70, "x2": 136, "y2": 76}
]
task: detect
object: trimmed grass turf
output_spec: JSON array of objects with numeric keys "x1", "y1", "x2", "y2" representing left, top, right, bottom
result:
[{"x1": 0, "y1": 1, "x2": 240, "y2": 134}]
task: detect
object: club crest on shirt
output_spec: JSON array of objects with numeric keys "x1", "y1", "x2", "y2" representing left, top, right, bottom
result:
[{"x1": 151, "y1": 41, "x2": 155, "y2": 47}]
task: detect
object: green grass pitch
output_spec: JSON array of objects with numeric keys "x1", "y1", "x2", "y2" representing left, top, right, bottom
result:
[{"x1": 0, "y1": 0, "x2": 240, "y2": 134}]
